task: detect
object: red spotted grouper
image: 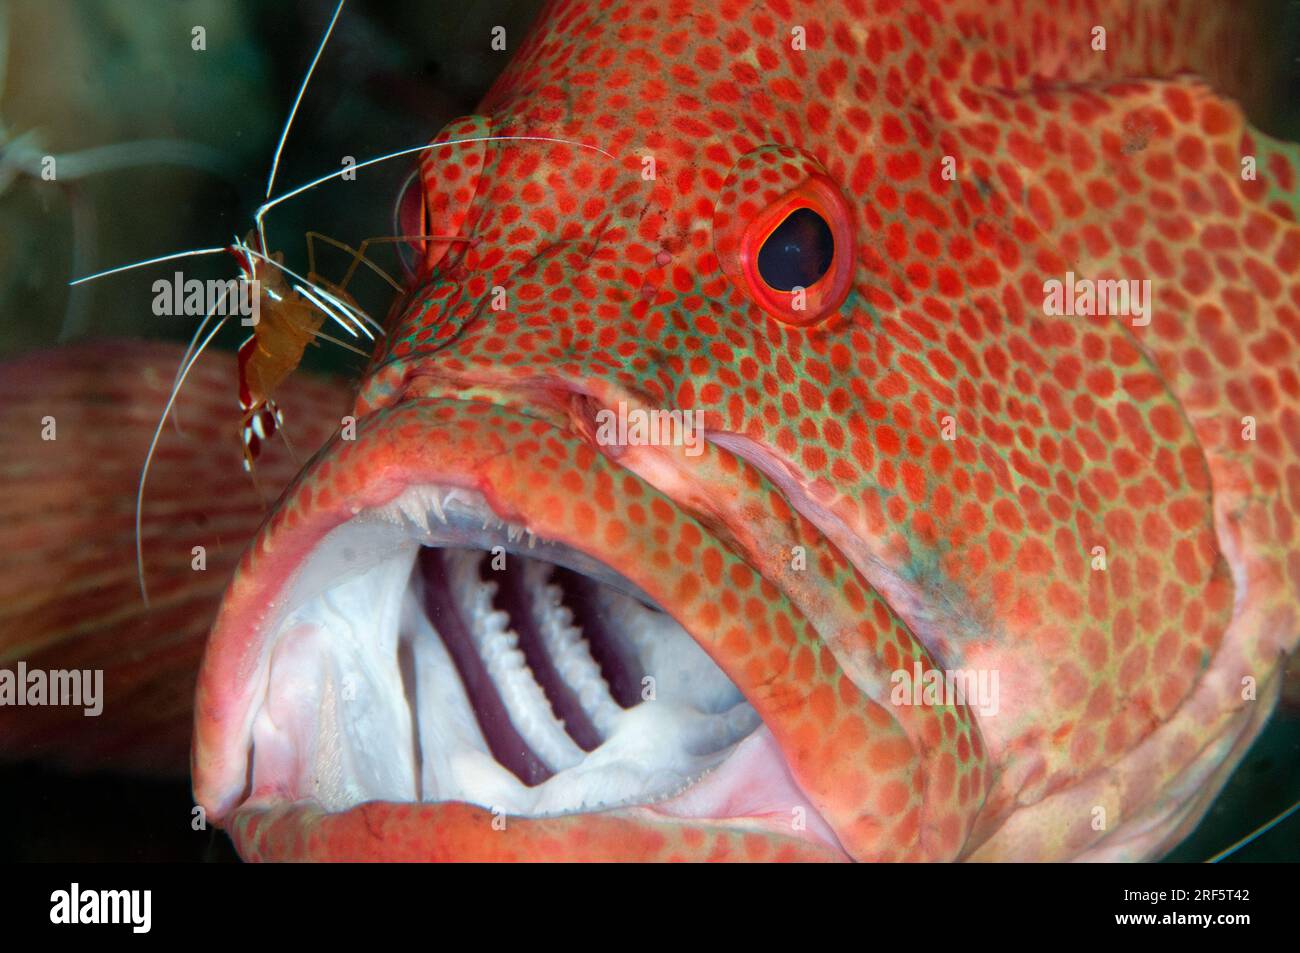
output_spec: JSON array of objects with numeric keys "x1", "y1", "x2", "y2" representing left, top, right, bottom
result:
[{"x1": 4, "y1": 0, "x2": 1300, "y2": 861}]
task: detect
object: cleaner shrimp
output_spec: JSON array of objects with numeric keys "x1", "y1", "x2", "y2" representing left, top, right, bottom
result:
[{"x1": 66, "y1": 0, "x2": 616, "y2": 605}]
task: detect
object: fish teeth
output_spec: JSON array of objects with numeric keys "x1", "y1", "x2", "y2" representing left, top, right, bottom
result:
[
  {"x1": 397, "y1": 493, "x2": 430, "y2": 534},
  {"x1": 375, "y1": 485, "x2": 539, "y2": 543},
  {"x1": 428, "y1": 493, "x2": 446, "y2": 524}
]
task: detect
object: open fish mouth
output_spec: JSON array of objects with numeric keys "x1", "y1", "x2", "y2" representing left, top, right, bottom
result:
[
  {"x1": 192, "y1": 398, "x2": 851, "y2": 861},
  {"x1": 247, "y1": 490, "x2": 770, "y2": 817}
]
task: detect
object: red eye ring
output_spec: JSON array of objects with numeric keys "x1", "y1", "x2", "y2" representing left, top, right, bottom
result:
[
  {"x1": 739, "y1": 176, "x2": 854, "y2": 326},
  {"x1": 714, "y1": 147, "x2": 856, "y2": 327}
]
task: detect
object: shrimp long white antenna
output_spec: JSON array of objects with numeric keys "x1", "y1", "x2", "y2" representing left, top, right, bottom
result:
[
  {"x1": 72, "y1": 241, "x2": 241, "y2": 426},
  {"x1": 294, "y1": 281, "x2": 363, "y2": 338},
  {"x1": 241, "y1": 245, "x2": 379, "y2": 338},
  {"x1": 170, "y1": 233, "x2": 261, "y2": 399},
  {"x1": 169, "y1": 236, "x2": 375, "y2": 401},
  {"x1": 1205, "y1": 797, "x2": 1300, "y2": 863},
  {"x1": 68, "y1": 246, "x2": 227, "y2": 286},
  {"x1": 311, "y1": 285, "x2": 379, "y2": 338},
  {"x1": 135, "y1": 292, "x2": 233, "y2": 605},
  {"x1": 73, "y1": 136, "x2": 617, "y2": 290},
  {"x1": 76, "y1": 0, "x2": 348, "y2": 287},
  {"x1": 264, "y1": 0, "x2": 346, "y2": 202},
  {"x1": 252, "y1": 135, "x2": 619, "y2": 242}
]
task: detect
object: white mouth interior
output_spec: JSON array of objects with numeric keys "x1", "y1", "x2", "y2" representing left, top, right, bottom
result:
[{"x1": 243, "y1": 484, "x2": 764, "y2": 819}]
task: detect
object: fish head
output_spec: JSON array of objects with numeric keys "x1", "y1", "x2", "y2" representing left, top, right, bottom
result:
[{"x1": 192, "y1": 0, "x2": 1300, "y2": 861}]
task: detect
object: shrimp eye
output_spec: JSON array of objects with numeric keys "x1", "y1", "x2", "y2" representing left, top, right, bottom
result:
[
  {"x1": 713, "y1": 145, "x2": 855, "y2": 327},
  {"x1": 756, "y1": 207, "x2": 834, "y2": 292}
]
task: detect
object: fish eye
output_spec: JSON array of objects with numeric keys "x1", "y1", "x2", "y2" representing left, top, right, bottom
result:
[
  {"x1": 395, "y1": 114, "x2": 491, "y2": 282},
  {"x1": 713, "y1": 145, "x2": 855, "y2": 327},
  {"x1": 756, "y1": 207, "x2": 835, "y2": 292},
  {"x1": 393, "y1": 168, "x2": 426, "y2": 281}
]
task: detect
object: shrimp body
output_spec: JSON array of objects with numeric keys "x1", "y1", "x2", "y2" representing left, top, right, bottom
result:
[{"x1": 231, "y1": 239, "x2": 327, "y2": 469}]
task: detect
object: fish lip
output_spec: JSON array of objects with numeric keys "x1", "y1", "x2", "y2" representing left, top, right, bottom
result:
[
  {"x1": 192, "y1": 397, "x2": 851, "y2": 859},
  {"x1": 227, "y1": 795, "x2": 849, "y2": 862}
]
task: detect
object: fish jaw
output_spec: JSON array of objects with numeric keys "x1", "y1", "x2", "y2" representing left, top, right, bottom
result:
[{"x1": 191, "y1": 395, "x2": 991, "y2": 861}]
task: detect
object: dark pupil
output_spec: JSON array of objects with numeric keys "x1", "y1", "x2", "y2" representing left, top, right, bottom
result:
[{"x1": 756, "y1": 207, "x2": 834, "y2": 292}]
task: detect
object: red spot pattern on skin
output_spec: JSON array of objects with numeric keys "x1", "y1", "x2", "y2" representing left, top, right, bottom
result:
[{"x1": 201, "y1": 0, "x2": 1300, "y2": 864}]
